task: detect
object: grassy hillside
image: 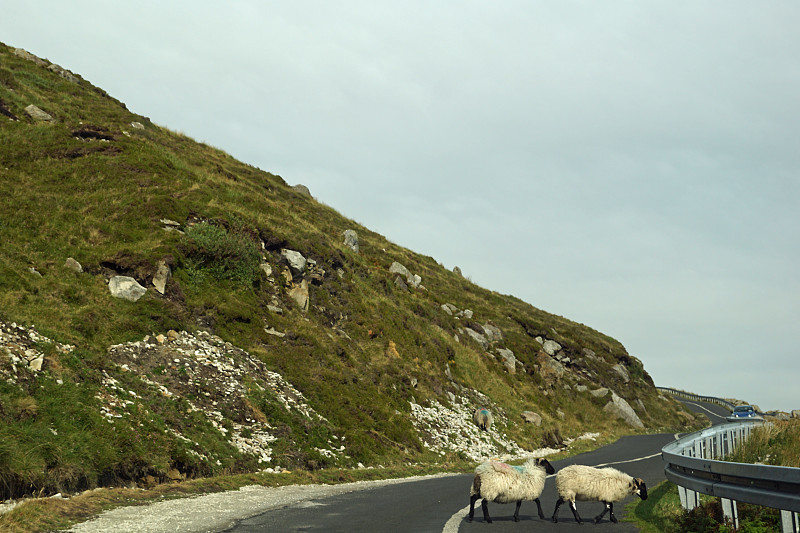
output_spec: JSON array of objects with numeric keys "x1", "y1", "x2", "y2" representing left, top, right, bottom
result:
[{"x1": 0, "y1": 42, "x2": 699, "y2": 500}]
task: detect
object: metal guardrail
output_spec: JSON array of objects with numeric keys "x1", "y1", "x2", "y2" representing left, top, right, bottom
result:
[
  {"x1": 656, "y1": 386, "x2": 737, "y2": 411},
  {"x1": 662, "y1": 421, "x2": 800, "y2": 532}
]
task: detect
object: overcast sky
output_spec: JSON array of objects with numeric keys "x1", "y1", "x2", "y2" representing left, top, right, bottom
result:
[{"x1": 4, "y1": 2, "x2": 799, "y2": 412}]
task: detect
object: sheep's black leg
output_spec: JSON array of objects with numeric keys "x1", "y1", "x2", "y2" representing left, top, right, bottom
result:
[
  {"x1": 593, "y1": 502, "x2": 617, "y2": 524},
  {"x1": 551, "y1": 496, "x2": 564, "y2": 523},
  {"x1": 468, "y1": 494, "x2": 480, "y2": 522},
  {"x1": 513, "y1": 500, "x2": 522, "y2": 522},
  {"x1": 481, "y1": 498, "x2": 492, "y2": 523},
  {"x1": 534, "y1": 498, "x2": 545, "y2": 519},
  {"x1": 568, "y1": 501, "x2": 583, "y2": 524}
]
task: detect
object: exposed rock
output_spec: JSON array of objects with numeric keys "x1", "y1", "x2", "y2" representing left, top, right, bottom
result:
[
  {"x1": 575, "y1": 385, "x2": 588, "y2": 393},
  {"x1": 24, "y1": 104, "x2": 54, "y2": 122},
  {"x1": 590, "y1": 387, "x2": 609, "y2": 398},
  {"x1": 64, "y1": 257, "x2": 83, "y2": 273},
  {"x1": 280, "y1": 249, "x2": 307, "y2": 279},
  {"x1": 152, "y1": 261, "x2": 171, "y2": 295},
  {"x1": 612, "y1": 363, "x2": 630, "y2": 383},
  {"x1": 482, "y1": 323, "x2": 503, "y2": 342},
  {"x1": 343, "y1": 230, "x2": 359, "y2": 253},
  {"x1": 453, "y1": 266, "x2": 463, "y2": 277},
  {"x1": 28, "y1": 355, "x2": 45, "y2": 372},
  {"x1": 47, "y1": 63, "x2": 79, "y2": 83},
  {"x1": 542, "y1": 339, "x2": 562, "y2": 356},
  {"x1": 792, "y1": 410, "x2": 800, "y2": 419},
  {"x1": 521, "y1": 411, "x2": 542, "y2": 426},
  {"x1": 389, "y1": 261, "x2": 410, "y2": 278},
  {"x1": 537, "y1": 353, "x2": 566, "y2": 379},
  {"x1": 292, "y1": 184, "x2": 312, "y2": 198},
  {"x1": 457, "y1": 309, "x2": 473, "y2": 319},
  {"x1": 264, "y1": 327, "x2": 285, "y2": 338},
  {"x1": 108, "y1": 276, "x2": 147, "y2": 302},
  {"x1": 408, "y1": 274, "x2": 422, "y2": 289},
  {"x1": 260, "y1": 263, "x2": 273, "y2": 277},
  {"x1": 130, "y1": 121, "x2": 145, "y2": 130},
  {"x1": 287, "y1": 279, "x2": 309, "y2": 311},
  {"x1": 394, "y1": 276, "x2": 408, "y2": 291},
  {"x1": 441, "y1": 304, "x2": 457, "y2": 316},
  {"x1": 14, "y1": 48, "x2": 48, "y2": 66},
  {"x1": 464, "y1": 327, "x2": 490, "y2": 350},
  {"x1": 267, "y1": 305, "x2": 283, "y2": 314},
  {"x1": 496, "y1": 348, "x2": 517, "y2": 374},
  {"x1": 603, "y1": 392, "x2": 644, "y2": 428},
  {"x1": 28, "y1": 267, "x2": 42, "y2": 277}
]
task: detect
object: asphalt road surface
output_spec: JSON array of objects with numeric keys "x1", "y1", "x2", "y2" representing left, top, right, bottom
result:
[
  {"x1": 225, "y1": 400, "x2": 730, "y2": 533},
  {"x1": 68, "y1": 398, "x2": 730, "y2": 532}
]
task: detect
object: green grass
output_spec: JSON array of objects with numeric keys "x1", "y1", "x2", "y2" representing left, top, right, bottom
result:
[{"x1": 0, "y1": 38, "x2": 700, "y2": 508}]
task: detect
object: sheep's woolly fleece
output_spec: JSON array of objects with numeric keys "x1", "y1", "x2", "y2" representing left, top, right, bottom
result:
[
  {"x1": 471, "y1": 459, "x2": 549, "y2": 503},
  {"x1": 555, "y1": 465, "x2": 637, "y2": 502}
]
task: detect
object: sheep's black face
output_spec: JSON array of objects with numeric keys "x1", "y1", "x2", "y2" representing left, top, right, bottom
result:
[
  {"x1": 635, "y1": 479, "x2": 648, "y2": 500},
  {"x1": 537, "y1": 458, "x2": 555, "y2": 475}
]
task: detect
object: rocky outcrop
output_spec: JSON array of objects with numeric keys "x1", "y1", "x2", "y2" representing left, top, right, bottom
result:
[
  {"x1": 108, "y1": 275, "x2": 147, "y2": 302},
  {"x1": 603, "y1": 392, "x2": 644, "y2": 428},
  {"x1": 343, "y1": 230, "x2": 359, "y2": 252},
  {"x1": 389, "y1": 261, "x2": 423, "y2": 290},
  {"x1": 25, "y1": 104, "x2": 54, "y2": 122}
]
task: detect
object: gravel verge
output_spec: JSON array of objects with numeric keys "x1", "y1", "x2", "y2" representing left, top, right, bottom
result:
[{"x1": 66, "y1": 473, "x2": 460, "y2": 533}]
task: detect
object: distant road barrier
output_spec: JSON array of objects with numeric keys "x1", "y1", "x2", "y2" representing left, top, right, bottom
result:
[
  {"x1": 656, "y1": 386, "x2": 737, "y2": 411},
  {"x1": 660, "y1": 404, "x2": 800, "y2": 532}
]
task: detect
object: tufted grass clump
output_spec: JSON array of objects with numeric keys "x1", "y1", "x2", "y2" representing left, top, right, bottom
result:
[{"x1": 180, "y1": 222, "x2": 262, "y2": 286}]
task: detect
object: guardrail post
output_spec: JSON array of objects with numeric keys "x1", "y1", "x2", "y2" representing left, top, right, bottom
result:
[
  {"x1": 721, "y1": 498, "x2": 738, "y2": 528},
  {"x1": 782, "y1": 510, "x2": 799, "y2": 533},
  {"x1": 678, "y1": 486, "x2": 700, "y2": 510}
]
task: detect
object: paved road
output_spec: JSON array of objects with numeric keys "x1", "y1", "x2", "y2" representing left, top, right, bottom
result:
[{"x1": 225, "y1": 399, "x2": 731, "y2": 532}]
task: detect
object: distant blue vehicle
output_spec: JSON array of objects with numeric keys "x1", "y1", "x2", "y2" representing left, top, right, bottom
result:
[{"x1": 726, "y1": 405, "x2": 762, "y2": 422}]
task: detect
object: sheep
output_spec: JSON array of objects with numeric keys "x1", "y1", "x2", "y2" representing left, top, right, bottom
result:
[
  {"x1": 472, "y1": 408, "x2": 493, "y2": 431},
  {"x1": 468, "y1": 457, "x2": 555, "y2": 523},
  {"x1": 551, "y1": 464, "x2": 648, "y2": 524}
]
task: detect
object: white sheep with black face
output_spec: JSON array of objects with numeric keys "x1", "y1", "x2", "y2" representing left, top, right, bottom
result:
[
  {"x1": 551, "y1": 464, "x2": 648, "y2": 524},
  {"x1": 472, "y1": 408, "x2": 493, "y2": 431},
  {"x1": 468, "y1": 457, "x2": 556, "y2": 523}
]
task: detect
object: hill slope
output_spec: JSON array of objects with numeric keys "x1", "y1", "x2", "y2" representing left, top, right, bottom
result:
[{"x1": 0, "y1": 42, "x2": 697, "y2": 499}]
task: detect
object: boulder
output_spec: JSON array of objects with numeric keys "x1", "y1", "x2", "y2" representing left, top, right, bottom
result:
[
  {"x1": 441, "y1": 303, "x2": 457, "y2": 316},
  {"x1": 408, "y1": 274, "x2": 422, "y2": 289},
  {"x1": 453, "y1": 266, "x2": 463, "y2": 277},
  {"x1": 521, "y1": 411, "x2": 542, "y2": 426},
  {"x1": 394, "y1": 276, "x2": 408, "y2": 291},
  {"x1": 590, "y1": 387, "x2": 609, "y2": 398},
  {"x1": 792, "y1": 410, "x2": 800, "y2": 419},
  {"x1": 542, "y1": 339, "x2": 562, "y2": 355},
  {"x1": 464, "y1": 328, "x2": 490, "y2": 350},
  {"x1": 603, "y1": 392, "x2": 644, "y2": 428},
  {"x1": 612, "y1": 363, "x2": 630, "y2": 382},
  {"x1": 496, "y1": 348, "x2": 517, "y2": 374},
  {"x1": 152, "y1": 261, "x2": 171, "y2": 294},
  {"x1": 457, "y1": 309, "x2": 473, "y2": 319},
  {"x1": 64, "y1": 257, "x2": 82, "y2": 273},
  {"x1": 292, "y1": 184, "x2": 312, "y2": 198},
  {"x1": 287, "y1": 279, "x2": 309, "y2": 311},
  {"x1": 389, "y1": 261, "x2": 411, "y2": 279},
  {"x1": 109, "y1": 276, "x2": 147, "y2": 302},
  {"x1": 482, "y1": 323, "x2": 503, "y2": 342},
  {"x1": 25, "y1": 104, "x2": 54, "y2": 122},
  {"x1": 14, "y1": 48, "x2": 48, "y2": 66},
  {"x1": 343, "y1": 230, "x2": 359, "y2": 253},
  {"x1": 280, "y1": 249, "x2": 307, "y2": 279}
]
